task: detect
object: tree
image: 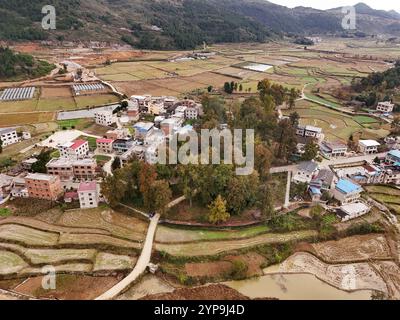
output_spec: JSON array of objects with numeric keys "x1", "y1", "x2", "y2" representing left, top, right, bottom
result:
[
  {"x1": 258, "y1": 184, "x2": 275, "y2": 219},
  {"x1": 224, "y1": 82, "x2": 233, "y2": 94},
  {"x1": 100, "y1": 172, "x2": 128, "y2": 207},
  {"x1": 208, "y1": 195, "x2": 230, "y2": 224},
  {"x1": 31, "y1": 149, "x2": 52, "y2": 173},
  {"x1": 301, "y1": 140, "x2": 319, "y2": 161},
  {"x1": 0, "y1": 139, "x2": 3, "y2": 154},
  {"x1": 148, "y1": 180, "x2": 172, "y2": 215},
  {"x1": 207, "y1": 85, "x2": 213, "y2": 93},
  {"x1": 239, "y1": 84, "x2": 243, "y2": 92},
  {"x1": 177, "y1": 164, "x2": 199, "y2": 207},
  {"x1": 139, "y1": 163, "x2": 158, "y2": 211},
  {"x1": 254, "y1": 142, "x2": 273, "y2": 180},
  {"x1": 274, "y1": 118, "x2": 297, "y2": 161},
  {"x1": 289, "y1": 112, "x2": 300, "y2": 127}
]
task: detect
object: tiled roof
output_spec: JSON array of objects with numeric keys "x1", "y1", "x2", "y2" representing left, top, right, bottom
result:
[{"x1": 71, "y1": 139, "x2": 87, "y2": 150}]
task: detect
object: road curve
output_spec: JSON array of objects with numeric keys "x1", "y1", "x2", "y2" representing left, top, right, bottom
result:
[{"x1": 95, "y1": 214, "x2": 160, "y2": 300}]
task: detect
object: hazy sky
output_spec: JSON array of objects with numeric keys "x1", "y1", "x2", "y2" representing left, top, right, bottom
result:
[{"x1": 267, "y1": 0, "x2": 400, "y2": 12}]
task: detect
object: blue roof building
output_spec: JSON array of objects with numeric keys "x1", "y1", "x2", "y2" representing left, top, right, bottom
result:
[
  {"x1": 386, "y1": 149, "x2": 400, "y2": 164},
  {"x1": 334, "y1": 179, "x2": 363, "y2": 204}
]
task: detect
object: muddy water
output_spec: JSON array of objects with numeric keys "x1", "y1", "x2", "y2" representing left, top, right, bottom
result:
[{"x1": 224, "y1": 273, "x2": 373, "y2": 300}]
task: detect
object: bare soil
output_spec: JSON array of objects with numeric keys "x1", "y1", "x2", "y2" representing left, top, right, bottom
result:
[{"x1": 141, "y1": 284, "x2": 250, "y2": 300}]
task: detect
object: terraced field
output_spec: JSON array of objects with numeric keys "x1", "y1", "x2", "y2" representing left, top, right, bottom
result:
[
  {"x1": 156, "y1": 230, "x2": 317, "y2": 257},
  {"x1": 0, "y1": 208, "x2": 147, "y2": 278},
  {"x1": 365, "y1": 186, "x2": 400, "y2": 214}
]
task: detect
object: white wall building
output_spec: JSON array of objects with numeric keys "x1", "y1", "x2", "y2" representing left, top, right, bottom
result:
[
  {"x1": 78, "y1": 181, "x2": 99, "y2": 209},
  {"x1": 338, "y1": 202, "x2": 370, "y2": 222},
  {"x1": 58, "y1": 140, "x2": 90, "y2": 160},
  {"x1": 95, "y1": 110, "x2": 115, "y2": 126},
  {"x1": 0, "y1": 128, "x2": 19, "y2": 147},
  {"x1": 376, "y1": 101, "x2": 395, "y2": 113},
  {"x1": 358, "y1": 140, "x2": 380, "y2": 154}
]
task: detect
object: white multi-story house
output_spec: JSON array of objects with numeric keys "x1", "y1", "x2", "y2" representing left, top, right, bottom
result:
[
  {"x1": 58, "y1": 139, "x2": 90, "y2": 160},
  {"x1": 358, "y1": 140, "x2": 380, "y2": 154},
  {"x1": 296, "y1": 125, "x2": 323, "y2": 139},
  {"x1": 95, "y1": 110, "x2": 115, "y2": 126},
  {"x1": 376, "y1": 101, "x2": 395, "y2": 113},
  {"x1": 96, "y1": 138, "x2": 114, "y2": 154},
  {"x1": 333, "y1": 179, "x2": 363, "y2": 204},
  {"x1": 185, "y1": 105, "x2": 200, "y2": 120},
  {"x1": 78, "y1": 181, "x2": 99, "y2": 209},
  {"x1": 293, "y1": 161, "x2": 319, "y2": 184},
  {"x1": 0, "y1": 127, "x2": 19, "y2": 147},
  {"x1": 320, "y1": 141, "x2": 348, "y2": 158}
]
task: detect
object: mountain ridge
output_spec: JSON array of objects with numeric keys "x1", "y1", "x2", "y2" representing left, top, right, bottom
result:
[{"x1": 1, "y1": 1, "x2": 400, "y2": 49}]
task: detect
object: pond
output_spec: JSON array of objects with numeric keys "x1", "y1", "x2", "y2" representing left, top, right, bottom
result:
[{"x1": 224, "y1": 273, "x2": 373, "y2": 300}]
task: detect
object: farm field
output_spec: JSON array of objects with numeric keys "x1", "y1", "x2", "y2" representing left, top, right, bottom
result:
[
  {"x1": 0, "y1": 207, "x2": 147, "y2": 278},
  {"x1": 365, "y1": 186, "x2": 400, "y2": 214},
  {"x1": 283, "y1": 100, "x2": 389, "y2": 142},
  {"x1": 155, "y1": 229, "x2": 317, "y2": 257}
]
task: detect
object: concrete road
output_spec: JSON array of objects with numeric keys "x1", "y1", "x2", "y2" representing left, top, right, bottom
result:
[
  {"x1": 270, "y1": 152, "x2": 387, "y2": 174},
  {"x1": 95, "y1": 213, "x2": 160, "y2": 300}
]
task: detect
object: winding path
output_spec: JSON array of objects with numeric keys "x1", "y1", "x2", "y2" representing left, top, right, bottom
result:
[{"x1": 95, "y1": 214, "x2": 160, "y2": 300}]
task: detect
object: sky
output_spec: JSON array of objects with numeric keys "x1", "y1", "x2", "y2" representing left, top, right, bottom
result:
[{"x1": 267, "y1": 0, "x2": 400, "y2": 13}]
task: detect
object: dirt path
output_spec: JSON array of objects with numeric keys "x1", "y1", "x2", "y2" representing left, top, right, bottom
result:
[{"x1": 96, "y1": 214, "x2": 160, "y2": 300}]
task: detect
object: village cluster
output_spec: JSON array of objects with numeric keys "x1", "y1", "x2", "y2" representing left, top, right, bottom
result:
[
  {"x1": 0, "y1": 93, "x2": 203, "y2": 210},
  {"x1": 291, "y1": 101, "x2": 400, "y2": 222}
]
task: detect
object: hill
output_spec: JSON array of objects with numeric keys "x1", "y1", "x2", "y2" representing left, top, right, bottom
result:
[
  {"x1": 1, "y1": 1, "x2": 400, "y2": 49},
  {"x1": 0, "y1": 47, "x2": 55, "y2": 81}
]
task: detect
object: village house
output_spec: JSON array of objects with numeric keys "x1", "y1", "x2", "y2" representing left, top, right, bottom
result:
[
  {"x1": 376, "y1": 101, "x2": 395, "y2": 113},
  {"x1": 0, "y1": 174, "x2": 13, "y2": 202},
  {"x1": 148, "y1": 102, "x2": 166, "y2": 116},
  {"x1": 127, "y1": 103, "x2": 140, "y2": 122},
  {"x1": 58, "y1": 139, "x2": 90, "y2": 160},
  {"x1": 46, "y1": 158, "x2": 97, "y2": 181},
  {"x1": 133, "y1": 122, "x2": 154, "y2": 140},
  {"x1": 21, "y1": 158, "x2": 38, "y2": 171},
  {"x1": 94, "y1": 110, "x2": 115, "y2": 127},
  {"x1": 293, "y1": 161, "x2": 319, "y2": 184},
  {"x1": 333, "y1": 179, "x2": 363, "y2": 204},
  {"x1": 337, "y1": 202, "x2": 371, "y2": 222},
  {"x1": 113, "y1": 139, "x2": 134, "y2": 155},
  {"x1": 185, "y1": 105, "x2": 200, "y2": 120},
  {"x1": 120, "y1": 145, "x2": 146, "y2": 167},
  {"x1": 11, "y1": 177, "x2": 29, "y2": 199},
  {"x1": 96, "y1": 138, "x2": 114, "y2": 154},
  {"x1": 296, "y1": 125, "x2": 323, "y2": 140},
  {"x1": 383, "y1": 167, "x2": 400, "y2": 185},
  {"x1": 25, "y1": 173, "x2": 63, "y2": 201},
  {"x1": 0, "y1": 127, "x2": 19, "y2": 147},
  {"x1": 78, "y1": 181, "x2": 99, "y2": 209},
  {"x1": 105, "y1": 128, "x2": 130, "y2": 140},
  {"x1": 385, "y1": 149, "x2": 400, "y2": 165},
  {"x1": 358, "y1": 140, "x2": 380, "y2": 154},
  {"x1": 320, "y1": 141, "x2": 348, "y2": 158}
]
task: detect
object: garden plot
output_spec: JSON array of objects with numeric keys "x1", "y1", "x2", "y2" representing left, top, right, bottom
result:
[
  {"x1": 365, "y1": 186, "x2": 400, "y2": 214},
  {"x1": 57, "y1": 208, "x2": 147, "y2": 241},
  {"x1": 311, "y1": 234, "x2": 392, "y2": 263},
  {"x1": 0, "y1": 225, "x2": 59, "y2": 246},
  {"x1": 26, "y1": 249, "x2": 97, "y2": 265},
  {"x1": 0, "y1": 251, "x2": 28, "y2": 275},
  {"x1": 58, "y1": 233, "x2": 142, "y2": 250},
  {"x1": 156, "y1": 230, "x2": 317, "y2": 257},
  {"x1": 93, "y1": 252, "x2": 137, "y2": 271}
]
